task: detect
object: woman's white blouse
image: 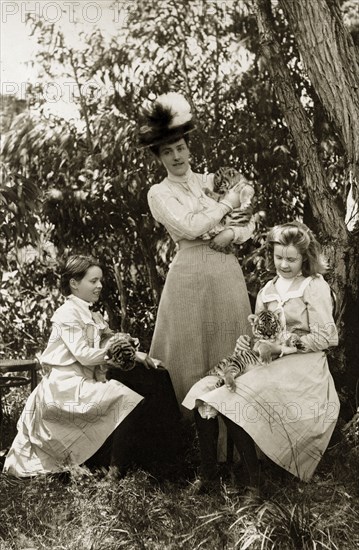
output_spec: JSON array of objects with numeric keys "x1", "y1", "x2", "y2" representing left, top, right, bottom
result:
[
  {"x1": 147, "y1": 168, "x2": 255, "y2": 244},
  {"x1": 40, "y1": 295, "x2": 113, "y2": 368}
]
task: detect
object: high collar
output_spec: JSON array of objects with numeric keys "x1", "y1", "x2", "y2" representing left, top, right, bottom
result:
[
  {"x1": 68, "y1": 294, "x2": 92, "y2": 313},
  {"x1": 166, "y1": 167, "x2": 193, "y2": 185}
]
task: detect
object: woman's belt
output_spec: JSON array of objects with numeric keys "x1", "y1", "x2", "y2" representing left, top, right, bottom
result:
[{"x1": 177, "y1": 238, "x2": 206, "y2": 250}]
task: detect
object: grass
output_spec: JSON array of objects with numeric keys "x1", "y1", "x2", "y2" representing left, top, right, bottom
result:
[{"x1": 1, "y1": 388, "x2": 359, "y2": 550}]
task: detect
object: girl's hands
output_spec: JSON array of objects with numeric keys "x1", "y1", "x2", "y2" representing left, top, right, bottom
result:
[
  {"x1": 103, "y1": 334, "x2": 118, "y2": 352},
  {"x1": 209, "y1": 228, "x2": 234, "y2": 252},
  {"x1": 254, "y1": 341, "x2": 298, "y2": 363},
  {"x1": 236, "y1": 335, "x2": 251, "y2": 351},
  {"x1": 280, "y1": 345, "x2": 298, "y2": 356}
]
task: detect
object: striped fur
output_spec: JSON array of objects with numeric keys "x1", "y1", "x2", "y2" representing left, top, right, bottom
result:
[
  {"x1": 95, "y1": 333, "x2": 139, "y2": 382},
  {"x1": 202, "y1": 167, "x2": 255, "y2": 240},
  {"x1": 105, "y1": 333, "x2": 139, "y2": 371},
  {"x1": 206, "y1": 310, "x2": 284, "y2": 391}
]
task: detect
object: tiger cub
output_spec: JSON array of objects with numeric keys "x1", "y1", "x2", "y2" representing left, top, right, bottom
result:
[
  {"x1": 205, "y1": 310, "x2": 304, "y2": 391},
  {"x1": 198, "y1": 310, "x2": 303, "y2": 419},
  {"x1": 95, "y1": 333, "x2": 139, "y2": 382},
  {"x1": 201, "y1": 167, "x2": 255, "y2": 240}
]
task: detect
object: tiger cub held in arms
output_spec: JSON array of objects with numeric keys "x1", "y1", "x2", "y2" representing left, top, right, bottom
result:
[{"x1": 201, "y1": 167, "x2": 255, "y2": 240}]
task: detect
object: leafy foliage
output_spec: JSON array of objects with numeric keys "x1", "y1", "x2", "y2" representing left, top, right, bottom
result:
[
  {"x1": 0, "y1": 258, "x2": 61, "y2": 359},
  {"x1": 0, "y1": 1, "x2": 357, "y2": 380}
]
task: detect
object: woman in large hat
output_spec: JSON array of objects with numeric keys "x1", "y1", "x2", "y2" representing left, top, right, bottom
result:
[
  {"x1": 139, "y1": 92, "x2": 254, "y2": 402},
  {"x1": 139, "y1": 91, "x2": 255, "y2": 462}
]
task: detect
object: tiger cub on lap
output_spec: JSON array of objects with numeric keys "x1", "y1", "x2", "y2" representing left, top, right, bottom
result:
[
  {"x1": 198, "y1": 310, "x2": 303, "y2": 419},
  {"x1": 95, "y1": 333, "x2": 139, "y2": 382}
]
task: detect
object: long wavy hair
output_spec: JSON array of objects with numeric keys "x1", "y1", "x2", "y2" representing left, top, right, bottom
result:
[{"x1": 266, "y1": 221, "x2": 328, "y2": 277}]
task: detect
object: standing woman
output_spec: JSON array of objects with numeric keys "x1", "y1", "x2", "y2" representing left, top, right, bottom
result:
[{"x1": 138, "y1": 92, "x2": 255, "y2": 408}]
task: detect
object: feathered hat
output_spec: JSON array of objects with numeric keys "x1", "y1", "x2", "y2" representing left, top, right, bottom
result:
[{"x1": 138, "y1": 92, "x2": 195, "y2": 148}]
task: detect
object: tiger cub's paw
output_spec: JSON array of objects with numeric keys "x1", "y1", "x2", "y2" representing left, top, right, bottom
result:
[
  {"x1": 224, "y1": 374, "x2": 236, "y2": 392},
  {"x1": 253, "y1": 341, "x2": 273, "y2": 365}
]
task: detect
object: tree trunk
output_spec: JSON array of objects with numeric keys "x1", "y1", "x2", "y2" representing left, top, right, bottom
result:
[
  {"x1": 255, "y1": 0, "x2": 348, "y2": 287},
  {"x1": 135, "y1": 222, "x2": 163, "y2": 306},
  {"x1": 279, "y1": 0, "x2": 359, "y2": 189},
  {"x1": 255, "y1": 0, "x2": 359, "y2": 409}
]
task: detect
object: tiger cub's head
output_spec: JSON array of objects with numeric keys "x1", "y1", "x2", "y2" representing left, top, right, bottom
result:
[
  {"x1": 105, "y1": 333, "x2": 139, "y2": 371},
  {"x1": 213, "y1": 167, "x2": 243, "y2": 194},
  {"x1": 248, "y1": 310, "x2": 283, "y2": 342},
  {"x1": 213, "y1": 167, "x2": 255, "y2": 209}
]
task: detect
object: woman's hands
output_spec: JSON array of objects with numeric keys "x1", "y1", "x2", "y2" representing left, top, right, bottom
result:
[
  {"x1": 135, "y1": 351, "x2": 163, "y2": 369},
  {"x1": 209, "y1": 228, "x2": 234, "y2": 252}
]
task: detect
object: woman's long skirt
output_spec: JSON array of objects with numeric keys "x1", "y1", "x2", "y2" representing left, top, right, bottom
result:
[
  {"x1": 182, "y1": 351, "x2": 340, "y2": 481},
  {"x1": 150, "y1": 244, "x2": 252, "y2": 405},
  {"x1": 3, "y1": 363, "x2": 143, "y2": 477}
]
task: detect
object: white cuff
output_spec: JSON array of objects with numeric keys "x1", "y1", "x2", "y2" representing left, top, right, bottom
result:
[{"x1": 219, "y1": 199, "x2": 233, "y2": 213}]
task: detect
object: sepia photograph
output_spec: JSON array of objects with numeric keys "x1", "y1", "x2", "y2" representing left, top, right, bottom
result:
[{"x1": 1, "y1": 1, "x2": 359, "y2": 548}]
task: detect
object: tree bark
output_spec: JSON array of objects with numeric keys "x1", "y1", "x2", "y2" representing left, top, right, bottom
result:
[
  {"x1": 255, "y1": 0, "x2": 348, "y2": 259},
  {"x1": 255, "y1": 0, "x2": 359, "y2": 409},
  {"x1": 279, "y1": 0, "x2": 359, "y2": 189}
]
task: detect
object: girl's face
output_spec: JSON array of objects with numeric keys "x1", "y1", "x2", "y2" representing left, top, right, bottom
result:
[
  {"x1": 158, "y1": 138, "x2": 190, "y2": 177},
  {"x1": 273, "y1": 244, "x2": 303, "y2": 279},
  {"x1": 70, "y1": 266, "x2": 103, "y2": 303}
]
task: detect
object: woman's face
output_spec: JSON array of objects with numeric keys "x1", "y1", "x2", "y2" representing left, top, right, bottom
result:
[
  {"x1": 273, "y1": 244, "x2": 303, "y2": 279},
  {"x1": 70, "y1": 266, "x2": 103, "y2": 303},
  {"x1": 158, "y1": 138, "x2": 190, "y2": 177}
]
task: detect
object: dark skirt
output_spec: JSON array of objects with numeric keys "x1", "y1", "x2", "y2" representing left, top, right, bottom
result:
[{"x1": 86, "y1": 363, "x2": 182, "y2": 472}]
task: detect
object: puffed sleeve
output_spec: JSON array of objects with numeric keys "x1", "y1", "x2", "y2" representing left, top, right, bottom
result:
[
  {"x1": 300, "y1": 277, "x2": 338, "y2": 351},
  {"x1": 148, "y1": 184, "x2": 231, "y2": 240}
]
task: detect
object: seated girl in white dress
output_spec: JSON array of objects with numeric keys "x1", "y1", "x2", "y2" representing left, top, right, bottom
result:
[
  {"x1": 183, "y1": 221, "x2": 340, "y2": 496},
  {"x1": 3, "y1": 255, "x2": 156, "y2": 478}
]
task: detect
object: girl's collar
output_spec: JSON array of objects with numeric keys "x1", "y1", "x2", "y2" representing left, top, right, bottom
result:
[
  {"x1": 68, "y1": 294, "x2": 92, "y2": 309},
  {"x1": 262, "y1": 275, "x2": 312, "y2": 303},
  {"x1": 167, "y1": 167, "x2": 193, "y2": 185}
]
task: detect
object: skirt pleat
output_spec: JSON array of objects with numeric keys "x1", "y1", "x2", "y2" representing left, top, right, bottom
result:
[
  {"x1": 150, "y1": 244, "x2": 252, "y2": 405},
  {"x1": 4, "y1": 364, "x2": 143, "y2": 477},
  {"x1": 182, "y1": 351, "x2": 340, "y2": 480}
]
